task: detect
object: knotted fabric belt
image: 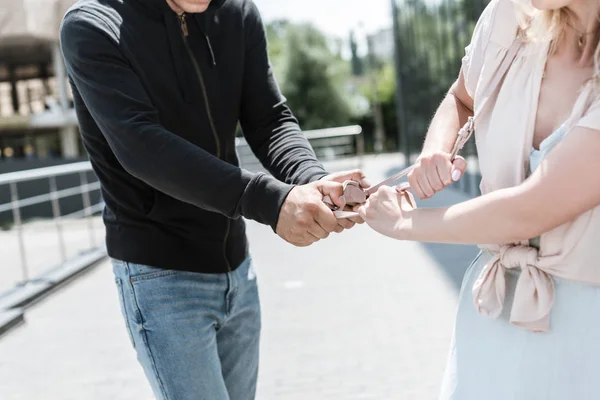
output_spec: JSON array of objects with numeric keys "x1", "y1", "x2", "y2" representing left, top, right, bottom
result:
[{"x1": 472, "y1": 245, "x2": 555, "y2": 333}]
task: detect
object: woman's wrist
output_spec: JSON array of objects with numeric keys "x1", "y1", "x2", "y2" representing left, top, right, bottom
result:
[{"x1": 391, "y1": 208, "x2": 415, "y2": 241}]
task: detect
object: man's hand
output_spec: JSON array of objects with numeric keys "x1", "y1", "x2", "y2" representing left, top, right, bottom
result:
[
  {"x1": 407, "y1": 152, "x2": 466, "y2": 199},
  {"x1": 276, "y1": 180, "x2": 347, "y2": 247},
  {"x1": 319, "y1": 169, "x2": 368, "y2": 231}
]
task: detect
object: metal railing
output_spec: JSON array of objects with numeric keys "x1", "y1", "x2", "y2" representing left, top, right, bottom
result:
[
  {"x1": 236, "y1": 125, "x2": 364, "y2": 172},
  {"x1": 0, "y1": 162, "x2": 103, "y2": 285},
  {"x1": 0, "y1": 125, "x2": 363, "y2": 292}
]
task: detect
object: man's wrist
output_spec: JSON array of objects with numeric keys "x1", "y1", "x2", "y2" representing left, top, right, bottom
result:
[
  {"x1": 240, "y1": 173, "x2": 295, "y2": 231},
  {"x1": 307, "y1": 170, "x2": 329, "y2": 183}
]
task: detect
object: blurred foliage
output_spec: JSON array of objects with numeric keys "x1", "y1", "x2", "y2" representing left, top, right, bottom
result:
[
  {"x1": 360, "y1": 0, "x2": 483, "y2": 151},
  {"x1": 264, "y1": 0, "x2": 484, "y2": 151},
  {"x1": 265, "y1": 21, "x2": 354, "y2": 131},
  {"x1": 358, "y1": 64, "x2": 397, "y2": 151}
]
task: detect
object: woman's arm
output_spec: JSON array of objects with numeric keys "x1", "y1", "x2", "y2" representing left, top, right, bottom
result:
[
  {"x1": 407, "y1": 71, "x2": 471, "y2": 199},
  {"x1": 408, "y1": 0, "x2": 504, "y2": 200},
  {"x1": 421, "y1": 71, "x2": 474, "y2": 155},
  {"x1": 359, "y1": 125, "x2": 600, "y2": 245}
]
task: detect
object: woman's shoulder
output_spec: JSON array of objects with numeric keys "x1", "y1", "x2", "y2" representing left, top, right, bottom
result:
[
  {"x1": 462, "y1": 0, "x2": 522, "y2": 97},
  {"x1": 478, "y1": 0, "x2": 520, "y2": 49}
]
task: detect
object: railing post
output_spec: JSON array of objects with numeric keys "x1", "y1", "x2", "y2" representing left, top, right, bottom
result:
[
  {"x1": 9, "y1": 182, "x2": 29, "y2": 283},
  {"x1": 79, "y1": 172, "x2": 96, "y2": 247},
  {"x1": 49, "y1": 176, "x2": 67, "y2": 262},
  {"x1": 0, "y1": 163, "x2": 103, "y2": 295}
]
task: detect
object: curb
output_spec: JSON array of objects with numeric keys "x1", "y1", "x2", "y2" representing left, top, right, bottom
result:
[
  {"x1": 0, "y1": 248, "x2": 107, "y2": 337},
  {"x1": 0, "y1": 309, "x2": 25, "y2": 338}
]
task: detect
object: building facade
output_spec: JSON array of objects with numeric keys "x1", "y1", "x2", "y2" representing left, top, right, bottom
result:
[{"x1": 0, "y1": 0, "x2": 81, "y2": 166}]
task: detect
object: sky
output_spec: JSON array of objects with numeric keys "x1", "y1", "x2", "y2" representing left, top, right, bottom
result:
[{"x1": 252, "y1": 0, "x2": 392, "y2": 40}]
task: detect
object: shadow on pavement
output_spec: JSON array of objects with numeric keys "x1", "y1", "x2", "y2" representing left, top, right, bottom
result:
[{"x1": 384, "y1": 165, "x2": 479, "y2": 290}]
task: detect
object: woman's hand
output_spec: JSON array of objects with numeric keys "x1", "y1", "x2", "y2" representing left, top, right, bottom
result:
[
  {"x1": 354, "y1": 186, "x2": 417, "y2": 240},
  {"x1": 408, "y1": 152, "x2": 466, "y2": 200}
]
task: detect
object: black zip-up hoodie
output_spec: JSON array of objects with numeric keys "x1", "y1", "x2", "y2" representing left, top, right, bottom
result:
[{"x1": 60, "y1": 0, "x2": 329, "y2": 273}]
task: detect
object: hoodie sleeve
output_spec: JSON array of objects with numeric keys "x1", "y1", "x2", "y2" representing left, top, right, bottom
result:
[
  {"x1": 60, "y1": 9, "x2": 294, "y2": 230},
  {"x1": 238, "y1": 1, "x2": 329, "y2": 185}
]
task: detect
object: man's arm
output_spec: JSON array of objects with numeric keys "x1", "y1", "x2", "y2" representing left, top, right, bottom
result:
[
  {"x1": 60, "y1": 10, "x2": 293, "y2": 229},
  {"x1": 238, "y1": 2, "x2": 328, "y2": 185}
]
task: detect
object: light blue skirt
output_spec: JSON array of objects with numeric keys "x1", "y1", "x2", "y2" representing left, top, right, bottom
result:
[{"x1": 440, "y1": 251, "x2": 600, "y2": 400}]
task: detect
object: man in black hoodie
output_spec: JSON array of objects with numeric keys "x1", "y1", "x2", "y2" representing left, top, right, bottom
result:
[{"x1": 60, "y1": 0, "x2": 366, "y2": 398}]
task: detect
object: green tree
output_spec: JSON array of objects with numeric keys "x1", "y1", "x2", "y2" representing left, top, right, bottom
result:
[
  {"x1": 381, "y1": 0, "x2": 483, "y2": 152},
  {"x1": 266, "y1": 22, "x2": 354, "y2": 130},
  {"x1": 360, "y1": 63, "x2": 398, "y2": 150},
  {"x1": 265, "y1": 19, "x2": 290, "y2": 83}
]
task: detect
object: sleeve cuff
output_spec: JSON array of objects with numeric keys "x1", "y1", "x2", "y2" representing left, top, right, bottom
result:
[
  {"x1": 240, "y1": 173, "x2": 295, "y2": 231},
  {"x1": 296, "y1": 166, "x2": 329, "y2": 185}
]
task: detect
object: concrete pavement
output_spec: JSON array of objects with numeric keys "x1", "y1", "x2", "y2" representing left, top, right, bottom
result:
[
  {"x1": 0, "y1": 155, "x2": 479, "y2": 399},
  {"x1": 0, "y1": 217, "x2": 105, "y2": 294}
]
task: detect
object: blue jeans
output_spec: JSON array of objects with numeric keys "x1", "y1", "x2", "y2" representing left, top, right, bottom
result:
[{"x1": 112, "y1": 256, "x2": 261, "y2": 400}]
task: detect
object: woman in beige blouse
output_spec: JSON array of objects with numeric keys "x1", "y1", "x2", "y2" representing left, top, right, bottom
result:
[{"x1": 357, "y1": 0, "x2": 600, "y2": 398}]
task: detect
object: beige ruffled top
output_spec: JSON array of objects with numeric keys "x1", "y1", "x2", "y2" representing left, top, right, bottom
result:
[{"x1": 462, "y1": 0, "x2": 600, "y2": 332}]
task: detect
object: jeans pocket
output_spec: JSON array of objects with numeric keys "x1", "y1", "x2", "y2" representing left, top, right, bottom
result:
[
  {"x1": 127, "y1": 263, "x2": 178, "y2": 283},
  {"x1": 115, "y1": 277, "x2": 136, "y2": 348}
]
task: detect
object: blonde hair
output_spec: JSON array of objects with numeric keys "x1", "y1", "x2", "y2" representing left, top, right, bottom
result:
[{"x1": 512, "y1": 0, "x2": 600, "y2": 85}]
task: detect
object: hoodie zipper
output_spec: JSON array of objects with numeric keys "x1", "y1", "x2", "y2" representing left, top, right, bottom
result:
[
  {"x1": 178, "y1": 12, "x2": 231, "y2": 272},
  {"x1": 178, "y1": 13, "x2": 220, "y2": 157}
]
